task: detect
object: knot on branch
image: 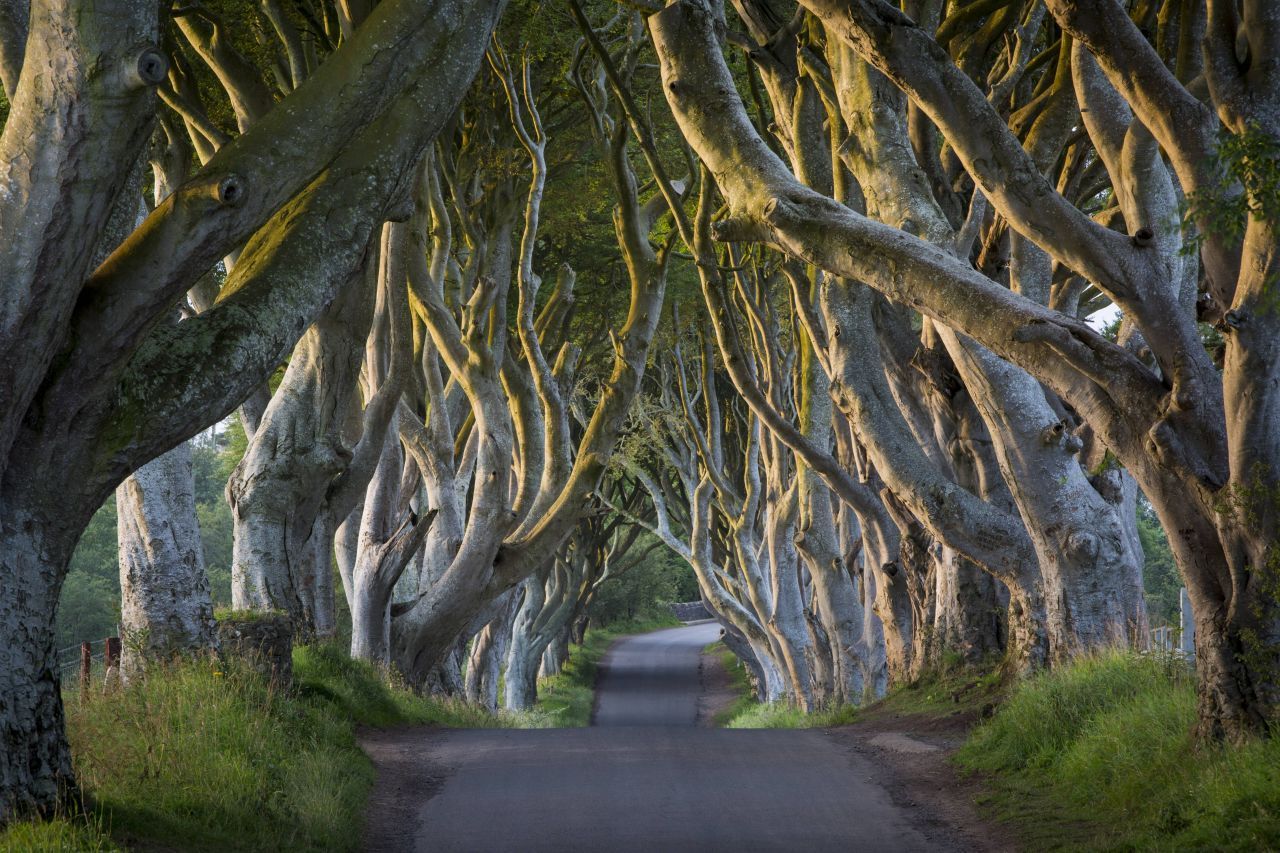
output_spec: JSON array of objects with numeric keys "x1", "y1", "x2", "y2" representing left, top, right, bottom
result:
[
  {"x1": 1040, "y1": 420, "x2": 1067, "y2": 445},
  {"x1": 216, "y1": 175, "x2": 245, "y2": 207},
  {"x1": 1040, "y1": 420, "x2": 1084, "y2": 454},
  {"x1": 836, "y1": 133, "x2": 861, "y2": 160},
  {"x1": 127, "y1": 48, "x2": 169, "y2": 90},
  {"x1": 1131, "y1": 227, "x2": 1155, "y2": 247},
  {"x1": 712, "y1": 216, "x2": 760, "y2": 242},
  {"x1": 1224, "y1": 308, "x2": 1249, "y2": 330},
  {"x1": 1171, "y1": 383, "x2": 1199, "y2": 413},
  {"x1": 666, "y1": 78, "x2": 693, "y2": 100},
  {"x1": 1065, "y1": 531, "x2": 1100, "y2": 563}
]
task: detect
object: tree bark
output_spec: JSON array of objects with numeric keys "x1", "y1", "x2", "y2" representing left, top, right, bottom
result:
[
  {"x1": 0, "y1": 521, "x2": 78, "y2": 822},
  {"x1": 117, "y1": 442, "x2": 219, "y2": 678}
]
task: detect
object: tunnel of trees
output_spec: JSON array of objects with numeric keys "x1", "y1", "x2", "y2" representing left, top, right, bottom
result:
[{"x1": 1, "y1": 0, "x2": 1279, "y2": 823}]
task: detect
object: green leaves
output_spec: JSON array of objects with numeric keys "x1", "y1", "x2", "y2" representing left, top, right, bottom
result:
[{"x1": 1184, "y1": 122, "x2": 1280, "y2": 253}]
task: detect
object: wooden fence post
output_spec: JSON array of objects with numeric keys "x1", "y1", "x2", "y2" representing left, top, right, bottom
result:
[
  {"x1": 80, "y1": 641, "x2": 92, "y2": 696},
  {"x1": 104, "y1": 636, "x2": 121, "y2": 670}
]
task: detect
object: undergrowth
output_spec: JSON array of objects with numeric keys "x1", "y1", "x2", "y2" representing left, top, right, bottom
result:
[
  {"x1": 0, "y1": 643, "x2": 536, "y2": 852},
  {"x1": 957, "y1": 650, "x2": 1280, "y2": 851},
  {"x1": 534, "y1": 615, "x2": 680, "y2": 726},
  {"x1": 718, "y1": 649, "x2": 1004, "y2": 729}
]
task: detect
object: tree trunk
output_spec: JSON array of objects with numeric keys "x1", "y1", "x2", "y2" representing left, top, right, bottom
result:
[
  {"x1": 227, "y1": 275, "x2": 375, "y2": 636},
  {"x1": 763, "y1": 494, "x2": 816, "y2": 710},
  {"x1": 541, "y1": 628, "x2": 570, "y2": 677},
  {"x1": 464, "y1": 591, "x2": 517, "y2": 710},
  {"x1": 117, "y1": 442, "x2": 218, "y2": 678},
  {"x1": 350, "y1": 577, "x2": 394, "y2": 666},
  {"x1": 0, "y1": 523, "x2": 77, "y2": 822},
  {"x1": 504, "y1": 578, "x2": 544, "y2": 711},
  {"x1": 928, "y1": 548, "x2": 1005, "y2": 670}
]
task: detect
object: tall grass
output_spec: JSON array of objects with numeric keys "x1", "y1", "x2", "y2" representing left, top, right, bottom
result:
[
  {"x1": 958, "y1": 650, "x2": 1280, "y2": 851},
  {"x1": 0, "y1": 816, "x2": 119, "y2": 853},
  {"x1": 0, "y1": 643, "x2": 541, "y2": 852}
]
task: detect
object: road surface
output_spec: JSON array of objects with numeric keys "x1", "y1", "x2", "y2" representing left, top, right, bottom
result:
[
  {"x1": 361, "y1": 622, "x2": 957, "y2": 852},
  {"x1": 592, "y1": 620, "x2": 720, "y2": 725}
]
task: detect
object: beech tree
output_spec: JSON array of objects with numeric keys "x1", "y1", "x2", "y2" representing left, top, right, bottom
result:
[
  {"x1": 6, "y1": 0, "x2": 1278, "y2": 828},
  {"x1": 644, "y1": 0, "x2": 1280, "y2": 739},
  {"x1": 0, "y1": 0, "x2": 503, "y2": 821}
]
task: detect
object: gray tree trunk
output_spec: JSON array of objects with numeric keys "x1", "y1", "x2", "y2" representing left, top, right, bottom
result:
[
  {"x1": 464, "y1": 590, "x2": 518, "y2": 710},
  {"x1": 117, "y1": 442, "x2": 219, "y2": 678},
  {"x1": 0, "y1": 522, "x2": 78, "y2": 822}
]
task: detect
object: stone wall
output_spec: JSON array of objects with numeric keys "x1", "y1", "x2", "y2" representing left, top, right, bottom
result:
[
  {"x1": 670, "y1": 601, "x2": 712, "y2": 622},
  {"x1": 216, "y1": 613, "x2": 293, "y2": 689}
]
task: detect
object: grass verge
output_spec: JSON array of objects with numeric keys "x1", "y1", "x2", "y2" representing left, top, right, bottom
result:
[
  {"x1": 534, "y1": 615, "x2": 680, "y2": 727},
  {"x1": 722, "y1": 699, "x2": 860, "y2": 728},
  {"x1": 956, "y1": 650, "x2": 1280, "y2": 851},
  {"x1": 1, "y1": 643, "x2": 537, "y2": 852},
  {"x1": 708, "y1": 644, "x2": 758, "y2": 726},
  {"x1": 717, "y1": 651, "x2": 1004, "y2": 728}
]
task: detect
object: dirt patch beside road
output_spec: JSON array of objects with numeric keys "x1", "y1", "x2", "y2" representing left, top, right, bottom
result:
[
  {"x1": 827, "y1": 708, "x2": 1021, "y2": 853},
  {"x1": 359, "y1": 726, "x2": 450, "y2": 853},
  {"x1": 695, "y1": 647, "x2": 740, "y2": 726}
]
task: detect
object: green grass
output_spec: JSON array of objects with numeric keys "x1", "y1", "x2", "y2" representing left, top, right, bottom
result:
[
  {"x1": 956, "y1": 650, "x2": 1280, "y2": 851},
  {"x1": 534, "y1": 615, "x2": 680, "y2": 726},
  {"x1": 0, "y1": 643, "x2": 534, "y2": 852},
  {"x1": 0, "y1": 816, "x2": 121, "y2": 853},
  {"x1": 711, "y1": 640, "x2": 862, "y2": 728},
  {"x1": 709, "y1": 645, "x2": 759, "y2": 726},
  {"x1": 864, "y1": 659, "x2": 1008, "y2": 718},
  {"x1": 722, "y1": 700, "x2": 861, "y2": 728},
  {"x1": 212, "y1": 607, "x2": 288, "y2": 623},
  {"x1": 716, "y1": 649, "x2": 1005, "y2": 728}
]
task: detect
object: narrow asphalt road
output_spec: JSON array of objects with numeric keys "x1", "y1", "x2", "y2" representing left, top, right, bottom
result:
[
  {"x1": 361, "y1": 623, "x2": 958, "y2": 852},
  {"x1": 592, "y1": 620, "x2": 720, "y2": 725}
]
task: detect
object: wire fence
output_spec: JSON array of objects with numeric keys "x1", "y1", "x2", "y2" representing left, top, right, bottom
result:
[{"x1": 55, "y1": 638, "x2": 120, "y2": 692}]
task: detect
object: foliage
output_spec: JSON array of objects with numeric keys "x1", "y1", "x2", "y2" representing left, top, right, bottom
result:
[
  {"x1": 957, "y1": 651, "x2": 1280, "y2": 851},
  {"x1": 586, "y1": 538, "x2": 698, "y2": 627},
  {"x1": 0, "y1": 644, "x2": 533, "y2": 852},
  {"x1": 534, "y1": 615, "x2": 680, "y2": 726},
  {"x1": 1138, "y1": 500, "x2": 1181, "y2": 626},
  {"x1": 57, "y1": 496, "x2": 123, "y2": 652},
  {"x1": 1184, "y1": 122, "x2": 1280, "y2": 251}
]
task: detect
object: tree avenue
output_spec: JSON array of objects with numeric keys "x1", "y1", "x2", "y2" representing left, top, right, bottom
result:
[{"x1": 1, "y1": 0, "x2": 1278, "y2": 827}]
